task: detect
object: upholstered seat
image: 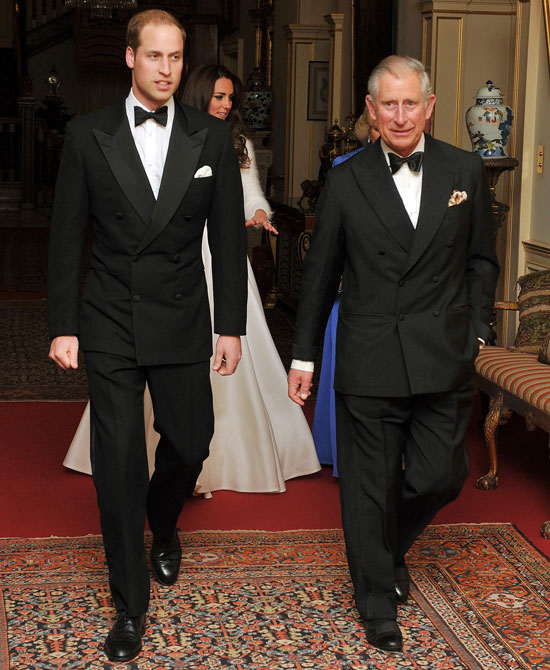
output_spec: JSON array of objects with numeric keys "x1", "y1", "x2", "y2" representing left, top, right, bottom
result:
[{"x1": 475, "y1": 347, "x2": 550, "y2": 415}]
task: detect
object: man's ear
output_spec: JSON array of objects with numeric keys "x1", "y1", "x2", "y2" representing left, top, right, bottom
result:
[
  {"x1": 425, "y1": 94, "x2": 436, "y2": 119},
  {"x1": 125, "y1": 46, "x2": 135, "y2": 70},
  {"x1": 365, "y1": 94, "x2": 377, "y2": 122}
]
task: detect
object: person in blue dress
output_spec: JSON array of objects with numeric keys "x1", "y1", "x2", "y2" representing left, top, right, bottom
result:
[{"x1": 312, "y1": 108, "x2": 380, "y2": 476}]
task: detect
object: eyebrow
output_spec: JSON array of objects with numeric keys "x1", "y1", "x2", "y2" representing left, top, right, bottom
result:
[{"x1": 144, "y1": 49, "x2": 182, "y2": 56}]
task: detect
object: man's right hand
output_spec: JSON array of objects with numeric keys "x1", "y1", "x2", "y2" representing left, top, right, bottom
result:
[
  {"x1": 288, "y1": 368, "x2": 313, "y2": 406},
  {"x1": 49, "y1": 336, "x2": 79, "y2": 370}
]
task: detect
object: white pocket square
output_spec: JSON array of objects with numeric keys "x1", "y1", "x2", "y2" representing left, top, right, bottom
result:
[
  {"x1": 194, "y1": 165, "x2": 212, "y2": 178},
  {"x1": 448, "y1": 190, "x2": 468, "y2": 207}
]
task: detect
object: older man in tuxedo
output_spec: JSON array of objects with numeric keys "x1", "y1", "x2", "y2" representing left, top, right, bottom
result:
[
  {"x1": 47, "y1": 10, "x2": 246, "y2": 662},
  {"x1": 288, "y1": 55, "x2": 498, "y2": 652}
]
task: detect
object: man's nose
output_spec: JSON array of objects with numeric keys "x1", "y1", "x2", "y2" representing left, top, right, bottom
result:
[
  {"x1": 159, "y1": 58, "x2": 171, "y2": 74},
  {"x1": 394, "y1": 104, "x2": 406, "y2": 124}
]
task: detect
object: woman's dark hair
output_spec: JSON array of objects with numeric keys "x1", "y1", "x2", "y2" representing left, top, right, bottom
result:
[{"x1": 182, "y1": 64, "x2": 250, "y2": 168}]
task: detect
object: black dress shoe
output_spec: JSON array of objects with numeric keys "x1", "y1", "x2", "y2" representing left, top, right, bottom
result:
[
  {"x1": 150, "y1": 530, "x2": 182, "y2": 586},
  {"x1": 394, "y1": 563, "x2": 410, "y2": 604},
  {"x1": 104, "y1": 612, "x2": 146, "y2": 663},
  {"x1": 365, "y1": 619, "x2": 403, "y2": 652}
]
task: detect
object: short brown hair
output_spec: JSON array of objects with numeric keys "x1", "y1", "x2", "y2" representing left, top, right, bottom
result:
[{"x1": 126, "y1": 10, "x2": 186, "y2": 53}]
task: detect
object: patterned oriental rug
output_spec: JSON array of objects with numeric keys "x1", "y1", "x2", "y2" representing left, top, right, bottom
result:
[
  {"x1": 1, "y1": 525, "x2": 549, "y2": 669},
  {"x1": 0, "y1": 300, "x2": 89, "y2": 401}
]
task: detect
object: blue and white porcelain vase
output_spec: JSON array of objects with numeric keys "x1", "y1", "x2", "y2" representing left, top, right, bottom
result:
[
  {"x1": 242, "y1": 67, "x2": 273, "y2": 130},
  {"x1": 465, "y1": 80, "x2": 513, "y2": 158}
]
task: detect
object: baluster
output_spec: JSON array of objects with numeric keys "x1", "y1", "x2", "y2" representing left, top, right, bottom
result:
[{"x1": 18, "y1": 80, "x2": 36, "y2": 209}]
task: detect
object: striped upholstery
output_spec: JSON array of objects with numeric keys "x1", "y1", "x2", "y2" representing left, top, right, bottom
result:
[{"x1": 475, "y1": 346, "x2": 550, "y2": 414}]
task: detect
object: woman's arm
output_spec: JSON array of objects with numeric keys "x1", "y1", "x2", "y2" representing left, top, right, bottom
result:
[{"x1": 241, "y1": 139, "x2": 277, "y2": 233}]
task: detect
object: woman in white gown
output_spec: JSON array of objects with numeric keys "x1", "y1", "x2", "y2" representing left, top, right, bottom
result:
[{"x1": 63, "y1": 64, "x2": 320, "y2": 495}]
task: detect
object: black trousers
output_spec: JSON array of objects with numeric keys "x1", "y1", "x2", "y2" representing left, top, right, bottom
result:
[
  {"x1": 334, "y1": 374, "x2": 475, "y2": 621},
  {"x1": 84, "y1": 351, "x2": 214, "y2": 616}
]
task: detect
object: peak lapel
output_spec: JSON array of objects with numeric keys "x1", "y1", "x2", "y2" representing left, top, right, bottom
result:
[
  {"x1": 93, "y1": 112, "x2": 155, "y2": 226},
  {"x1": 402, "y1": 136, "x2": 453, "y2": 275},
  {"x1": 136, "y1": 109, "x2": 208, "y2": 254},
  {"x1": 350, "y1": 143, "x2": 415, "y2": 252}
]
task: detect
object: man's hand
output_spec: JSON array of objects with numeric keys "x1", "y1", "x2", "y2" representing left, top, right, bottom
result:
[
  {"x1": 212, "y1": 335, "x2": 242, "y2": 376},
  {"x1": 288, "y1": 368, "x2": 313, "y2": 406},
  {"x1": 49, "y1": 335, "x2": 79, "y2": 370}
]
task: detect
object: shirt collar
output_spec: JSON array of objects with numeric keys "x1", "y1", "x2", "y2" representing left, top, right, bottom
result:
[
  {"x1": 126, "y1": 89, "x2": 175, "y2": 126},
  {"x1": 381, "y1": 134, "x2": 425, "y2": 167}
]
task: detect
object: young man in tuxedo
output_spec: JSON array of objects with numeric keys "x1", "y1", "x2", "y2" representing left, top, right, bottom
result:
[
  {"x1": 47, "y1": 10, "x2": 247, "y2": 662},
  {"x1": 288, "y1": 55, "x2": 498, "y2": 653}
]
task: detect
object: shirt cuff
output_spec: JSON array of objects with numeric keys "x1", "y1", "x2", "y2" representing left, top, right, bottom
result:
[
  {"x1": 291, "y1": 359, "x2": 315, "y2": 373},
  {"x1": 477, "y1": 337, "x2": 486, "y2": 345}
]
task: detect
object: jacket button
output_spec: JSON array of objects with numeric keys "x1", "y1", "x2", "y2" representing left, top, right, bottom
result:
[
  {"x1": 446, "y1": 241, "x2": 454, "y2": 248},
  {"x1": 133, "y1": 294, "x2": 140, "y2": 302},
  {"x1": 378, "y1": 250, "x2": 386, "y2": 255},
  {"x1": 115, "y1": 212, "x2": 123, "y2": 220},
  {"x1": 398, "y1": 279, "x2": 405, "y2": 287},
  {"x1": 398, "y1": 313, "x2": 405, "y2": 321},
  {"x1": 132, "y1": 255, "x2": 139, "y2": 262},
  {"x1": 184, "y1": 215, "x2": 191, "y2": 222},
  {"x1": 172, "y1": 254, "x2": 181, "y2": 263},
  {"x1": 433, "y1": 310, "x2": 440, "y2": 317},
  {"x1": 174, "y1": 293, "x2": 182, "y2": 301},
  {"x1": 432, "y1": 276, "x2": 439, "y2": 283}
]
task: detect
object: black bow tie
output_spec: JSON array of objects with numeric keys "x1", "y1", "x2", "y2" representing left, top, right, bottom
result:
[
  {"x1": 134, "y1": 105, "x2": 168, "y2": 127},
  {"x1": 388, "y1": 151, "x2": 423, "y2": 175}
]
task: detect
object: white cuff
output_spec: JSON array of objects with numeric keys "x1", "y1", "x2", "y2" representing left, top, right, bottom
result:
[{"x1": 291, "y1": 359, "x2": 315, "y2": 373}]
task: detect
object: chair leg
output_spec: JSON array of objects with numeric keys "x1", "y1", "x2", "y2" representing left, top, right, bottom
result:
[{"x1": 476, "y1": 393, "x2": 503, "y2": 491}]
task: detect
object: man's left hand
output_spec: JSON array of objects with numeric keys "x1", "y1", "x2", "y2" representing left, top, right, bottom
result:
[{"x1": 212, "y1": 335, "x2": 242, "y2": 376}]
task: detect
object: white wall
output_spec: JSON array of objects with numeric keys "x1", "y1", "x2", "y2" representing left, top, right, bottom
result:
[{"x1": 522, "y1": 3, "x2": 550, "y2": 246}]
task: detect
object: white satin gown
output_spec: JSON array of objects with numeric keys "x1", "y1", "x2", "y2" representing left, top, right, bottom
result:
[{"x1": 63, "y1": 140, "x2": 320, "y2": 494}]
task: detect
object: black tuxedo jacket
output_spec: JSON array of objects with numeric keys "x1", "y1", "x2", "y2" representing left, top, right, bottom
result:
[
  {"x1": 293, "y1": 134, "x2": 499, "y2": 397},
  {"x1": 47, "y1": 98, "x2": 247, "y2": 366}
]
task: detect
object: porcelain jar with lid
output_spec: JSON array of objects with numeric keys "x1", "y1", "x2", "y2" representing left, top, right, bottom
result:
[
  {"x1": 465, "y1": 80, "x2": 513, "y2": 158},
  {"x1": 242, "y1": 67, "x2": 273, "y2": 130}
]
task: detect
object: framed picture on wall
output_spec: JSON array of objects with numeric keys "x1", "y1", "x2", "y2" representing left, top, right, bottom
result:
[{"x1": 307, "y1": 61, "x2": 329, "y2": 121}]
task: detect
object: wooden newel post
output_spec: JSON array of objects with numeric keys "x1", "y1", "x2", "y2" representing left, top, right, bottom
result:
[{"x1": 18, "y1": 77, "x2": 36, "y2": 210}]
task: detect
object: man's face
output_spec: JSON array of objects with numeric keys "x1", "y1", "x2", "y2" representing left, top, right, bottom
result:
[
  {"x1": 125, "y1": 22, "x2": 183, "y2": 110},
  {"x1": 366, "y1": 71, "x2": 435, "y2": 157}
]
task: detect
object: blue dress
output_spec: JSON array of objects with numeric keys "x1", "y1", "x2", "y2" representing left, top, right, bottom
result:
[{"x1": 312, "y1": 147, "x2": 365, "y2": 476}]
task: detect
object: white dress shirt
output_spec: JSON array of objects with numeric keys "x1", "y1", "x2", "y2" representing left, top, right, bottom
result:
[
  {"x1": 125, "y1": 90, "x2": 175, "y2": 199},
  {"x1": 381, "y1": 134, "x2": 424, "y2": 228}
]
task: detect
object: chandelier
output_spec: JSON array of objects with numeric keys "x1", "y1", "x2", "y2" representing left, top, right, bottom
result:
[{"x1": 64, "y1": 0, "x2": 137, "y2": 20}]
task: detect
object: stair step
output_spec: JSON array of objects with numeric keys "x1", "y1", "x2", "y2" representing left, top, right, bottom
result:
[{"x1": 0, "y1": 182, "x2": 22, "y2": 211}]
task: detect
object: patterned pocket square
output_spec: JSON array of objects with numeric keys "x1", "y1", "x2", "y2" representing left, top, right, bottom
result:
[
  {"x1": 448, "y1": 190, "x2": 468, "y2": 207},
  {"x1": 194, "y1": 165, "x2": 212, "y2": 178}
]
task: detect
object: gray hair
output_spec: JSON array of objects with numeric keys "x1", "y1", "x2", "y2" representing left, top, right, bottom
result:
[{"x1": 368, "y1": 55, "x2": 432, "y2": 107}]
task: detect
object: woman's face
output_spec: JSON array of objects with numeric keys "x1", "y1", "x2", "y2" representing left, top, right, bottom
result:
[{"x1": 207, "y1": 77, "x2": 234, "y2": 120}]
